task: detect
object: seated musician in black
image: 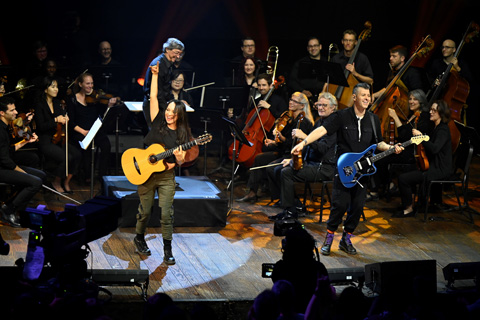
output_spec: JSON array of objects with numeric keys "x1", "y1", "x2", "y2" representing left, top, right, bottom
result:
[
  {"x1": 292, "y1": 83, "x2": 403, "y2": 256},
  {"x1": 371, "y1": 89, "x2": 434, "y2": 198},
  {"x1": 236, "y1": 91, "x2": 312, "y2": 203},
  {"x1": 267, "y1": 92, "x2": 337, "y2": 220},
  {"x1": 394, "y1": 100, "x2": 452, "y2": 217},
  {"x1": 0, "y1": 96, "x2": 46, "y2": 227}
]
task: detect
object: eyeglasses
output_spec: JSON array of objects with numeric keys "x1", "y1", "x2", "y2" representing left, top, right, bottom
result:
[
  {"x1": 289, "y1": 98, "x2": 303, "y2": 104},
  {"x1": 173, "y1": 79, "x2": 184, "y2": 83},
  {"x1": 314, "y1": 103, "x2": 329, "y2": 108},
  {"x1": 243, "y1": 44, "x2": 255, "y2": 48},
  {"x1": 441, "y1": 46, "x2": 455, "y2": 49}
]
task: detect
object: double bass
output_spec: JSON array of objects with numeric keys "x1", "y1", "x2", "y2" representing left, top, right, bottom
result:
[
  {"x1": 370, "y1": 35, "x2": 434, "y2": 141},
  {"x1": 427, "y1": 21, "x2": 479, "y2": 153},
  {"x1": 328, "y1": 21, "x2": 373, "y2": 109},
  {"x1": 227, "y1": 85, "x2": 276, "y2": 168}
]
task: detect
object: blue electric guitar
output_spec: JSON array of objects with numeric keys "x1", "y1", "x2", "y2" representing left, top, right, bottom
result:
[{"x1": 337, "y1": 135, "x2": 429, "y2": 188}]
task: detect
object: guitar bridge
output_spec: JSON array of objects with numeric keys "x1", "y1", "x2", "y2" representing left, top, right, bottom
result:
[{"x1": 343, "y1": 166, "x2": 353, "y2": 177}]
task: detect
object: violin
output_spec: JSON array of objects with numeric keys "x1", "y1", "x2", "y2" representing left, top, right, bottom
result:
[
  {"x1": 274, "y1": 110, "x2": 294, "y2": 144},
  {"x1": 10, "y1": 111, "x2": 35, "y2": 141},
  {"x1": 292, "y1": 112, "x2": 305, "y2": 171},
  {"x1": 52, "y1": 118, "x2": 66, "y2": 145},
  {"x1": 85, "y1": 89, "x2": 121, "y2": 105}
]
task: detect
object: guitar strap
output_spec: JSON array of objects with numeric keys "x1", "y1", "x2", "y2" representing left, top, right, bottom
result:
[{"x1": 369, "y1": 111, "x2": 379, "y2": 144}]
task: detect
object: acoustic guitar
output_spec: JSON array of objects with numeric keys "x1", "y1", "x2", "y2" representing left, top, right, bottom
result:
[{"x1": 122, "y1": 133, "x2": 212, "y2": 185}]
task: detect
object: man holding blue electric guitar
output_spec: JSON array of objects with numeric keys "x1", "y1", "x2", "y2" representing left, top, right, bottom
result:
[{"x1": 292, "y1": 83, "x2": 407, "y2": 256}]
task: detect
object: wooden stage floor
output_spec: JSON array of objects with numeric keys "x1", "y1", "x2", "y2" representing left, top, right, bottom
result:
[{"x1": 1, "y1": 152, "x2": 480, "y2": 310}]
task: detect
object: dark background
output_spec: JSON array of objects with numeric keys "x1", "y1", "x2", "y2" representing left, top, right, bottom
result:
[{"x1": 1, "y1": 0, "x2": 479, "y2": 128}]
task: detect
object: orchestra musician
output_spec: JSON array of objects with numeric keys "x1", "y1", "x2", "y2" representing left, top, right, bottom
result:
[
  {"x1": 267, "y1": 92, "x2": 337, "y2": 221},
  {"x1": 236, "y1": 89, "x2": 307, "y2": 203},
  {"x1": 372, "y1": 45, "x2": 426, "y2": 100},
  {"x1": 288, "y1": 37, "x2": 326, "y2": 108},
  {"x1": 143, "y1": 38, "x2": 185, "y2": 129},
  {"x1": 34, "y1": 76, "x2": 81, "y2": 194},
  {"x1": 133, "y1": 61, "x2": 189, "y2": 265},
  {"x1": 372, "y1": 89, "x2": 434, "y2": 199},
  {"x1": 292, "y1": 83, "x2": 403, "y2": 256},
  {"x1": 427, "y1": 39, "x2": 474, "y2": 87},
  {"x1": 394, "y1": 100, "x2": 452, "y2": 218},
  {"x1": 66, "y1": 73, "x2": 115, "y2": 183},
  {"x1": 330, "y1": 29, "x2": 374, "y2": 86},
  {"x1": 0, "y1": 96, "x2": 46, "y2": 228},
  {"x1": 166, "y1": 70, "x2": 195, "y2": 109}
]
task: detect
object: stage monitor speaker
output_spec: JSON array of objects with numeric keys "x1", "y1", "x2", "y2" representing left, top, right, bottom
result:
[
  {"x1": 89, "y1": 269, "x2": 149, "y2": 300},
  {"x1": 328, "y1": 267, "x2": 365, "y2": 288},
  {"x1": 443, "y1": 261, "x2": 480, "y2": 289},
  {"x1": 365, "y1": 260, "x2": 437, "y2": 296}
]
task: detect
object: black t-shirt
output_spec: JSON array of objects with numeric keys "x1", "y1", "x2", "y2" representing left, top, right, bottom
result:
[{"x1": 144, "y1": 113, "x2": 178, "y2": 164}]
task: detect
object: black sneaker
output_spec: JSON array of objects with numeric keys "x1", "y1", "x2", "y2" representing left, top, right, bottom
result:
[
  {"x1": 164, "y1": 248, "x2": 176, "y2": 265},
  {"x1": 134, "y1": 237, "x2": 151, "y2": 255}
]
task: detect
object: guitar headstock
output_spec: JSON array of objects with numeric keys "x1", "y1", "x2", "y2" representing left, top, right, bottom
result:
[
  {"x1": 359, "y1": 21, "x2": 373, "y2": 41},
  {"x1": 196, "y1": 133, "x2": 213, "y2": 145},
  {"x1": 411, "y1": 135, "x2": 430, "y2": 145}
]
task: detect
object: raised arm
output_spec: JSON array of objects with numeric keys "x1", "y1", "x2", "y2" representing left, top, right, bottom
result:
[{"x1": 149, "y1": 61, "x2": 160, "y2": 122}]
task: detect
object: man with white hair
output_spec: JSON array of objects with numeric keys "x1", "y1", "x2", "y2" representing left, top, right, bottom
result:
[{"x1": 143, "y1": 38, "x2": 185, "y2": 128}]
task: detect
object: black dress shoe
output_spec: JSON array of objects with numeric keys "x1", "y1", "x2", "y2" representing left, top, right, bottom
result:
[
  {"x1": 0, "y1": 207, "x2": 21, "y2": 228},
  {"x1": 236, "y1": 194, "x2": 258, "y2": 203}
]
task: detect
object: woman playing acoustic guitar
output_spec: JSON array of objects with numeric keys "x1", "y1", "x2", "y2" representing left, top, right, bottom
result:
[{"x1": 133, "y1": 61, "x2": 189, "y2": 265}]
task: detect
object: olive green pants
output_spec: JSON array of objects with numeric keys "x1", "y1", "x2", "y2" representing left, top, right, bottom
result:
[{"x1": 135, "y1": 169, "x2": 175, "y2": 240}]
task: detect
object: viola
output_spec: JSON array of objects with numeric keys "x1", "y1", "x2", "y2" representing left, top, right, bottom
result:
[
  {"x1": 52, "y1": 120, "x2": 66, "y2": 145},
  {"x1": 274, "y1": 110, "x2": 294, "y2": 144}
]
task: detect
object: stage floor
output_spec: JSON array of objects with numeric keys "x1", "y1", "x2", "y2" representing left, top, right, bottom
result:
[{"x1": 1, "y1": 154, "x2": 480, "y2": 311}]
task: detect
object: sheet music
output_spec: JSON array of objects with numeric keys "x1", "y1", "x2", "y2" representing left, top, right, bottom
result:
[{"x1": 79, "y1": 117, "x2": 102, "y2": 150}]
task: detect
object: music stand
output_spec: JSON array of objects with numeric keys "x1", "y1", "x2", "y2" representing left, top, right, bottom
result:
[
  {"x1": 202, "y1": 86, "x2": 249, "y2": 170},
  {"x1": 455, "y1": 120, "x2": 480, "y2": 215},
  {"x1": 299, "y1": 60, "x2": 349, "y2": 91},
  {"x1": 222, "y1": 116, "x2": 253, "y2": 215},
  {"x1": 79, "y1": 117, "x2": 103, "y2": 198}
]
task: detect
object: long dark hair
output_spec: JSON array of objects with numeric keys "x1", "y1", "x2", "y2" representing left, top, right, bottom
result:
[
  {"x1": 158, "y1": 100, "x2": 192, "y2": 144},
  {"x1": 434, "y1": 99, "x2": 451, "y2": 124}
]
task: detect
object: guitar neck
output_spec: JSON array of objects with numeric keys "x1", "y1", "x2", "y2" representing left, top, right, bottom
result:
[
  {"x1": 155, "y1": 140, "x2": 197, "y2": 160},
  {"x1": 370, "y1": 139, "x2": 414, "y2": 163}
]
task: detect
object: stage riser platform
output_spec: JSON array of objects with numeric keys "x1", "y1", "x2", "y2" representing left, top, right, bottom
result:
[{"x1": 103, "y1": 176, "x2": 228, "y2": 227}]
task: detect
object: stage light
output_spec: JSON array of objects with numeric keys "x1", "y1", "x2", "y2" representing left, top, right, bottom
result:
[{"x1": 137, "y1": 78, "x2": 144, "y2": 86}]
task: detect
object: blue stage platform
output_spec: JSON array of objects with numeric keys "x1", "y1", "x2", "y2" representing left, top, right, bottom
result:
[{"x1": 102, "y1": 176, "x2": 228, "y2": 227}]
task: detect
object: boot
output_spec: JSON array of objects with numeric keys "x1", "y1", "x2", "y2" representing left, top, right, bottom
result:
[
  {"x1": 339, "y1": 231, "x2": 357, "y2": 255},
  {"x1": 134, "y1": 234, "x2": 151, "y2": 255},
  {"x1": 163, "y1": 239, "x2": 176, "y2": 265},
  {"x1": 321, "y1": 232, "x2": 334, "y2": 256}
]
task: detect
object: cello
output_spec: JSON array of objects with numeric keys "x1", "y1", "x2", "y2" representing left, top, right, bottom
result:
[
  {"x1": 328, "y1": 21, "x2": 372, "y2": 109},
  {"x1": 370, "y1": 35, "x2": 434, "y2": 141},
  {"x1": 227, "y1": 85, "x2": 276, "y2": 168},
  {"x1": 427, "y1": 21, "x2": 479, "y2": 153}
]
